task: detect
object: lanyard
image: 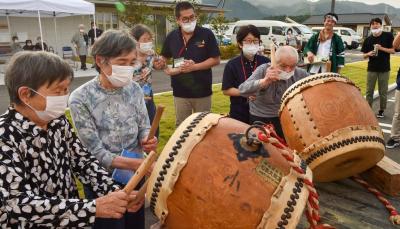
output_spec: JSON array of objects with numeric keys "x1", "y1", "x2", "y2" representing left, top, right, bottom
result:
[
  {"x1": 178, "y1": 35, "x2": 189, "y2": 57},
  {"x1": 240, "y1": 56, "x2": 258, "y2": 81}
]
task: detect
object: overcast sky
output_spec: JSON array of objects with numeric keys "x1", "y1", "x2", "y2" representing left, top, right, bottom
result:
[{"x1": 319, "y1": 0, "x2": 398, "y2": 8}]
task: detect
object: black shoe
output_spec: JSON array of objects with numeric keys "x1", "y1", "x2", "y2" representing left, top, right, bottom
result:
[
  {"x1": 376, "y1": 110, "x2": 384, "y2": 118},
  {"x1": 386, "y1": 138, "x2": 400, "y2": 149}
]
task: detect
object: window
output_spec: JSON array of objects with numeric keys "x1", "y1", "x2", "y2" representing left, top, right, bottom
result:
[
  {"x1": 95, "y1": 12, "x2": 119, "y2": 31},
  {"x1": 272, "y1": 26, "x2": 284, "y2": 35},
  {"x1": 341, "y1": 30, "x2": 351, "y2": 36},
  {"x1": 257, "y1": 27, "x2": 270, "y2": 35}
]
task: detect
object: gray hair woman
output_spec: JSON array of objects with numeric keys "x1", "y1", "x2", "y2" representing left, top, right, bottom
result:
[
  {"x1": 69, "y1": 30, "x2": 157, "y2": 229},
  {"x1": 0, "y1": 51, "x2": 142, "y2": 228}
]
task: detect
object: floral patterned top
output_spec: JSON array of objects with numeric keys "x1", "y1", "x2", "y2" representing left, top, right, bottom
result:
[
  {"x1": 133, "y1": 55, "x2": 154, "y2": 98},
  {"x1": 68, "y1": 76, "x2": 150, "y2": 170},
  {"x1": 0, "y1": 107, "x2": 119, "y2": 228}
]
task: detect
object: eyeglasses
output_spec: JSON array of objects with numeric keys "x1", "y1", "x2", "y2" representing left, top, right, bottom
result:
[
  {"x1": 181, "y1": 15, "x2": 197, "y2": 23},
  {"x1": 242, "y1": 40, "x2": 260, "y2": 45}
]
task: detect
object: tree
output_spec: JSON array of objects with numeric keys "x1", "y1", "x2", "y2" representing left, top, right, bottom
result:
[
  {"x1": 210, "y1": 13, "x2": 229, "y2": 45},
  {"x1": 117, "y1": 0, "x2": 154, "y2": 28}
]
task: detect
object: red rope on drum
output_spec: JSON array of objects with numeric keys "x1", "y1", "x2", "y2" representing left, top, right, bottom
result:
[
  {"x1": 352, "y1": 176, "x2": 400, "y2": 225},
  {"x1": 257, "y1": 124, "x2": 335, "y2": 229}
]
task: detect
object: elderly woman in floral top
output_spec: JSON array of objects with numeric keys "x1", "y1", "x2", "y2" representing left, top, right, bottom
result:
[
  {"x1": 69, "y1": 30, "x2": 157, "y2": 229},
  {"x1": 0, "y1": 51, "x2": 143, "y2": 228}
]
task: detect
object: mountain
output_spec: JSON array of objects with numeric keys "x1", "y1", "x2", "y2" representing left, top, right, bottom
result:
[{"x1": 202, "y1": 0, "x2": 400, "y2": 21}]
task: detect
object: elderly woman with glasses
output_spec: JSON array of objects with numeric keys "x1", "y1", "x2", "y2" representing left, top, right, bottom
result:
[
  {"x1": 0, "y1": 51, "x2": 143, "y2": 228},
  {"x1": 222, "y1": 25, "x2": 270, "y2": 124}
]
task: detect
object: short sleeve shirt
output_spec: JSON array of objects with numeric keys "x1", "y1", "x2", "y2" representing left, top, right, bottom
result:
[
  {"x1": 361, "y1": 31, "x2": 394, "y2": 72},
  {"x1": 161, "y1": 26, "x2": 220, "y2": 98}
]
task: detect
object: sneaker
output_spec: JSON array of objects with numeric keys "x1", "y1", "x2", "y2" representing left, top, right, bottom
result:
[
  {"x1": 386, "y1": 138, "x2": 400, "y2": 149},
  {"x1": 377, "y1": 110, "x2": 384, "y2": 118}
]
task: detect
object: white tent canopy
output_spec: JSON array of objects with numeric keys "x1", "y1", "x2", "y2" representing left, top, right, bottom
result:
[{"x1": 0, "y1": 0, "x2": 95, "y2": 52}]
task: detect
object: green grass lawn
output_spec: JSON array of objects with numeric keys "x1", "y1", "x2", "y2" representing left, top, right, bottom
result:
[{"x1": 154, "y1": 56, "x2": 400, "y2": 152}]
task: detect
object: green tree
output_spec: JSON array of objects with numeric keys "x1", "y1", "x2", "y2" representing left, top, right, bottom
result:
[
  {"x1": 117, "y1": 0, "x2": 154, "y2": 28},
  {"x1": 210, "y1": 14, "x2": 229, "y2": 45}
]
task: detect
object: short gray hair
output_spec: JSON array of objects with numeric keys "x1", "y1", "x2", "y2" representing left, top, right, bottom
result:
[
  {"x1": 5, "y1": 51, "x2": 73, "y2": 105},
  {"x1": 91, "y1": 30, "x2": 136, "y2": 73},
  {"x1": 275, "y1": 46, "x2": 299, "y2": 64}
]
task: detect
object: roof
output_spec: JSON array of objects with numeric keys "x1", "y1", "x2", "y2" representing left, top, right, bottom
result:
[
  {"x1": 303, "y1": 13, "x2": 391, "y2": 26},
  {"x1": 89, "y1": 0, "x2": 225, "y2": 13}
]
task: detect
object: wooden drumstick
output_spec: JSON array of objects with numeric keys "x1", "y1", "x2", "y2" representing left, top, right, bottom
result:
[
  {"x1": 326, "y1": 60, "x2": 332, "y2": 72},
  {"x1": 147, "y1": 105, "x2": 165, "y2": 141},
  {"x1": 123, "y1": 150, "x2": 157, "y2": 194},
  {"x1": 124, "y1": 105, "x2": 165, "y2": 194},
  {"x1": 129, "y1": 179, "x2": 149, "y2": 205},
  {"x1": 270, "y1": 44, "x2": 276, "y2": 68}
]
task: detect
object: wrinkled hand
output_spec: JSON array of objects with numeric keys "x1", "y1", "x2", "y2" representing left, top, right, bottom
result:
[
  {"x1": 307, "y1": 52, "x2": 315, "y2": 63},
  {"x1": 95, "y1": 190, "x2": 128, "y2": 219},
  {"x1": 180, "y1": 60, "x2": 197, "y2": 73},
  {"x1": 141, "y1": 136, "x2": 158, "y2": 153},
  {"x1": 127, "y1": 191, "x2": 144, "y2": 213},
  {"x1": 153, "y1": 57, "x2": 166, "y2": 70},
  {"x1": 260, "y1": 66, "x2": 280, "y2": 88}
]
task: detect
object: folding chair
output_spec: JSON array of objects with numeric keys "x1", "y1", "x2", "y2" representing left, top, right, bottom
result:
[{"x1": 62, "y1": 46, "x2": 78, "y2": 71}]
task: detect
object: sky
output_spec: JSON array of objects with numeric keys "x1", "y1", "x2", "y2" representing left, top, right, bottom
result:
[{"x1": 323, "y1": 0, "x2": 398, "y2": 8}]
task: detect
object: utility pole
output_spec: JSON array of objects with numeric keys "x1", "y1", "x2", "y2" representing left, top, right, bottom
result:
[{"x1": 331, "y1": 0, "x2": 336, "y2": 13}]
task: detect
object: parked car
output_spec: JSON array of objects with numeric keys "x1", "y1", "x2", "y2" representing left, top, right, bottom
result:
[
  {"x1": 232, "y1": 20, "x2": 291, "y2": 50},
  {"x1": 311, "y1": 26, "x2": 362, "y2": 49}
]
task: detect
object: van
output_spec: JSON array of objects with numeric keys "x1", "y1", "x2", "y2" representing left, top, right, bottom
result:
[
  {"x1": 232, "y1": 20, "x2": 291, "y2": 50},
  {"x1": 287, "y1": 23, "x2": 313, "y2": 50},
  {"x1": 311, "y1": 27, "x2": 362, "y2": 49}
]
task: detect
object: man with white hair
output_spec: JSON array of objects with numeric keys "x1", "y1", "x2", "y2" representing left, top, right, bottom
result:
[
  {"x1": 239, "y1": 45, "x2": 309, "y2": 138},
  {"x1": 71, "y1": 24, "x2": 89, "y2": 70}
]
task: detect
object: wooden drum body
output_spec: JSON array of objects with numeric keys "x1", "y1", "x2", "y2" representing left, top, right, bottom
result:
[
  {"x1": 146, "y1": 112, "x2": 312, "y2": 228},
  {"x1": 279, "y1": 73, "x2": 385, "y2": 182}
]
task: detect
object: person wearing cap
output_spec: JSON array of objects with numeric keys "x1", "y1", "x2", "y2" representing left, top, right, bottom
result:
[
  {"x1": 304, "y1": 12, "x2": 345, "y2": 74},
  {"x1": 361, "y1": 17, "x2": 395, "y2": 119}
]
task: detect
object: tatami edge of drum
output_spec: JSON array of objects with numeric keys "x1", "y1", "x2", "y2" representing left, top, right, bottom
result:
[
  {"x1": 279, "y1": 73, "x2": 355, "y2": 114},
  {"x1": 306, "y1": 142, "x2": 385, "y2": 182}
]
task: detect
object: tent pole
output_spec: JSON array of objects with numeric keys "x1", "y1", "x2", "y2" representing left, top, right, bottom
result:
[
  {"x1": 6, "y1": 11, "x2": 11, "y2": 41},
  {"x1": 38, "y1": 10, "x2": 44, "y2": 51},
  {"x1": 53, "y1": 12, "x2": 58, "y2": 54},
  {"x1": 93, "y1": 13, "x2": 97, "y2": 40}
]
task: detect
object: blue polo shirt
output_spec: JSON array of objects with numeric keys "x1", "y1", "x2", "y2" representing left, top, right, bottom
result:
[
  {"x1": 161, "y1": 26, "x2": 220, "y2": 98},
  {"x1": 222, "y1": 53, "x2": 270, "y2": 124}
]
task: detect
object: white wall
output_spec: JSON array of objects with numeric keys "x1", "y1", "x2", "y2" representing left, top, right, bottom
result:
[{"x1": 0, "y1": 15, "x2": 91, "y2": 55}]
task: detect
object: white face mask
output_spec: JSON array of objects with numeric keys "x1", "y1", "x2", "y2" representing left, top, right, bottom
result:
[
  {"x1": 79, "y1": 29, "x2": 84, "y2": 33},
  {"x1": 182, "y1": 20, "x2": 197, "y2": 33},
  {"x1": 242, "y1": 44, "x2": 259, "y2": 57},
  {"x1": 14, "y1": 39, "x2": 19, "y2": 43},
  {"x1": 371, "y1": 28, "x2": 382, "y2": 35},
  {"x1": 279, "y1": 70, "x2": 295, "y2": 80},
  {"x1": 105, "y1": 65, "x2": 135, "y2": 87},
  {"x1": 26, "y1": 89, "x2": 69, "y2": 122},
  {"x1": 139, "y1": 42, "x2": 154, "y2": 55}
]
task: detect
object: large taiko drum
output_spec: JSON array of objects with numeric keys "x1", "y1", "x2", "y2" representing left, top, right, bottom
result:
[
  {"x1": 279, "y1": 73, "x2": 385, "y2": 182},
  {"x1": 146, "y1": 112, "x2": 312, "y2": 228}
]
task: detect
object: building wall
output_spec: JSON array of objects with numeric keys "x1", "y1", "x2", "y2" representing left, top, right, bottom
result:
[{"x1": 0, "y1": 15, "x2": 91, "y2": 55}]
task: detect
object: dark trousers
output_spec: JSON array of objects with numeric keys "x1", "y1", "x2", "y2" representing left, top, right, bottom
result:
[
  {"x1": 79, "y1": 55, "x2": 87, "y2": 69},
  {"x1": 249, "y1": 115, "x2": 285, "y2": 139},
  {"x1": 84, "y1": 179, "x2": 145, "y2": 229}
]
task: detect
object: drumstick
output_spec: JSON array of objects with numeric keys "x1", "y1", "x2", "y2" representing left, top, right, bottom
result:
[
  {"x1": 129, "y1": 179, "x2": 149, "y2": 205},
  {"x1": 270, "y1": 44, "x2": 276, "y2": 68},
  {"x1": 147, "y1": 105, "x2": 165, "y2": 141},
  {"x1": 124, "y1": 105, "x2": 164, "y2": 194},
  {"x1": 326, "y1": 60, "x2": 332, "y2": 72},
  {"x1": 123, "y1": 150, "x2": 157, "y2": 194}
]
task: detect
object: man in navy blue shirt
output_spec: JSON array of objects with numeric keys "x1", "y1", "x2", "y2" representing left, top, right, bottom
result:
[
  {"x1": 158, "y1": 1, "x2": 220, "y2": 126},
  {"x1": 222, "y1": 25, "x2": 270, "y2": 124}
]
